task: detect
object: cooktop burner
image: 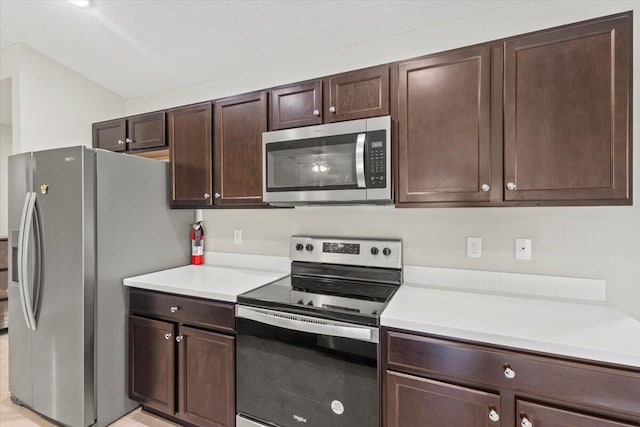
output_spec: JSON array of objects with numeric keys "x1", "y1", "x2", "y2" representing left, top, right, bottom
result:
[{"x1": 238, "y1": 236, "x2": 403, "y2": 326}]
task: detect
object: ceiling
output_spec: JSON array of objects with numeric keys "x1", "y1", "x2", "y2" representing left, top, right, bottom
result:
[{"x1": 0, "y1": 0, "x2": 518, "y2": 100}]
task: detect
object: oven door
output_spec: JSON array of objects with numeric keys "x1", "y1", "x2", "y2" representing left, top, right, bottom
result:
[{"x1": 236, "y1": 306, "x2": 379, "y2": 427}]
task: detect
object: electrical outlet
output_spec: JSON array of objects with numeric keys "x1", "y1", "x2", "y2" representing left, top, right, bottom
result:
[
  {"x1": 234, "y1": 229, "x2": 242, "y2": 244},
  {"x1": 515, "y1": 238, "x2": 532, "y2": 260},
  {"x1": 466, "y1": 237, "x2": 482, "y2": 258}
]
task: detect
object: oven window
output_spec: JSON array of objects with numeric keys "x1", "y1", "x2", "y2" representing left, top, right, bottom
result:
[
  {"x1": 265, "y1": 133, "x2": 360, "y2": 191},
  {"x1": 236, "y1": 317, "x2": 378, "y2": 427}
]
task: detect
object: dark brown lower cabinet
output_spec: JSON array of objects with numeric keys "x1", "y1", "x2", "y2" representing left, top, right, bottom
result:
[
  {"x1": 386, "y1": 371, "x2": 501, "y2": 427},
  {"x1": 382, "y1": 328, "x2": 640, "y2": 427},
  {"x1": 179, "y1": 326, "x2": 235, "y2": 427},
  {"x1": 129, "y1": 316, "x2": 175, "y2": 414},
  {"x1": 128, "y1": 290, "x2": 235, "y2": 427}
]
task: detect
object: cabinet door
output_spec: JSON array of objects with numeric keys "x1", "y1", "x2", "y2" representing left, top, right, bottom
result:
[
  {"x1": 129, "y1": 315, "x2": 176, "y2": 415},
  {"x1": 386, "y1": 371, "x2": 502, "y2": 427},
  {"x1": 270, "y1": 80, "x2": 322, "y2": 130},
  {"x1": 517, "y1": 400, "x2": 635, "y2": 427},
  {"x1": 325, "y1": 65, "x2": 389, "y2": 122},
  {"x1": 168, "y1": 102, "x2": 213, "y2": 207},
  {"x1": 178, "y1": 326, "x2": 235, "y2": 427},
  {"x1": 504, "y1": 14, "x2": 631, "y2": 204},
  {"x1": 92, "y1": 118, "x2": 127, "y2": 152},
  {"x1": 128, "y1": 111, "x2": 166, "y2": 151},
  {"x1": 214, "y1": 91, "x2": 267, "y2": 206},
  {"x1": 397, "y1": 45, "x2": 495, "y2": 205}
]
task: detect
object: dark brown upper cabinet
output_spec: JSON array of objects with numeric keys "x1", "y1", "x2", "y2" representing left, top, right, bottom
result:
[
  {"x1": 270, "y1": 80, "x2": 323, "y2": 130},
  {"x1": 93, "y1": 113, "x2": 166, "y2": 153},
  {"x1": 325, "y1": 65, "x2": 390, "y2": 122},
  {"x1": 127, "y1": 111, "x2": 166, "y2": 151},
  {"x1": 396, "y1": 44, "x2": 496, "y2": 206},
  {"x1": 503, "y1": 13, "x2": 632, "y2": 205},
  {"x1": 168, "y1": 102, "x2": 213, "y2": 207},
  {"x1": 214, "y1": 91, "x2": 267, "y2": 207},
  {"x1": 92, "y1": 118, "x2": 127, "y2": 152}
]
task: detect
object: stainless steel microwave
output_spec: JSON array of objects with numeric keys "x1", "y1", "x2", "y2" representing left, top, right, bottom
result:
[{"x1": 262, "y1": 116, "x2": 392, "y2": 206}]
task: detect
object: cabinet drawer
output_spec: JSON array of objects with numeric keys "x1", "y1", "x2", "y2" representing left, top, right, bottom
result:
[
  {"x1": 130, "y1": 289, "x2": 235, "y2": 333},
  {"x1": 386, "y1": 331, "x2": 640, "y2": 417}
]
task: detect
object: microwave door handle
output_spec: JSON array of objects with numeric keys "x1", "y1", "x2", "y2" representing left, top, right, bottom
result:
[{"x1": 355, "y1": 133, "x2": 366, "y2": 188}]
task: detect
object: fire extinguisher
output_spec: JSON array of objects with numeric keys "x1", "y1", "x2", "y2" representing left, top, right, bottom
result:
[{"x1": 191, "y1": 221, "x2": 204, "y2": 265}]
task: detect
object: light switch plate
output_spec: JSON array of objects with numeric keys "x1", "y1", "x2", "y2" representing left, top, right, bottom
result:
[
  {"x1": 234, "y1": 229, "x2": 242, "y2": 244},
  {"x1": 515, "y1": 238, "x2": 532, "y2": 260}
]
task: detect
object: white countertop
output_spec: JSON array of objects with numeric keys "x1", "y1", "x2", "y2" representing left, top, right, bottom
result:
[
  {"x1": 382, "y1": 275, "x2": 640, "y2": 368},
  {"x1": 123, "y1": 261, "x2": 288, "y2": 303}
]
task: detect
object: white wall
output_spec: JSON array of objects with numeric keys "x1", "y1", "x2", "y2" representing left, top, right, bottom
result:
[
  {"x1": 0, "y1": 124, "x2": 12, "y2": 236},
  {"x1": 128, "y1": 1, "x2": 639, "y2": 320},
  {"x1": 1, "y1": 43, "x2": 125, "y2": 154}
]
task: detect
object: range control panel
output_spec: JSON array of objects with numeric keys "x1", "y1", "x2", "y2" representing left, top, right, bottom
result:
[{"x1": 290, "y1": 236, "x2": 402, "y2": 269}]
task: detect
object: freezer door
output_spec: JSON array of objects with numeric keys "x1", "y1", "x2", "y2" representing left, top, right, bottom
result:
[
  {"x1": 30, "y1": 146, "x2": 96, "y2": 427},
  {"x1": 8, "y1": 152, "x2": 34, "y2": 407}
]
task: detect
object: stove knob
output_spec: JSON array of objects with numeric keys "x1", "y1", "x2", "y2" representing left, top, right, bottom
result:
[
  {"x1": 295, "y1": 243, "x2": 304, "y2": 251},
  {"x1": 383, "y1": 247, "x2": 392, "y2": 256},
  {"x1": 297, "y1": 299, "x2": 304, "y2": 304},
  {"x1": 306, "y1": 244, "x2": 314, "y2": 252},
  {"x1": 307, "y1": 300, "x2": 314, "y2": 306},
  {"x1": 371, "y1": 247, "x2": 379, "y2": 255}
]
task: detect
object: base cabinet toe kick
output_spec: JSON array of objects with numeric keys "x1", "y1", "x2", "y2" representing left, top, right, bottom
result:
[{"x1": 381, "y1": 327, "x2": 640, "y2": 427}]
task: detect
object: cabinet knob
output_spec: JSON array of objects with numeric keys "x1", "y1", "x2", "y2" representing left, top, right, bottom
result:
[
  {"x1": 488, "y1": 409, "x2": 500, "y2": 422},
  {"x1": 164, "y1": 333, "x2": 172, "y2": 340},
  {"x1": 481, "y1": 184, "x2": 490, "y2": 192},
  {"x1": 175, "y1": 335, "x2": 183, "y2": 343},
  {"x1": 117, "y1": 139, "x2": 124, "y2": 145},
  {"x1": 506, "y1": 182, "x2": 517, "y2": 191},
  {"x1": 170, "y1": 306, "x2": 180, "y2": 313},
  {"x1": 312, "y1": 109, "x2": 320, "y2": 117},
  {"x1": 203, "y1": 193, "x2": 210, "y2": 199},
  {"x1": 521, "y1": 417, "x2": 533, "y2": 427},
  {"x1": 504, "y1": 366, "x2": 516, "y2": 379},
  {"x1": 125, "y1": 138, "x2": 132, "y2": 143},
  {"x1": 214, "y1": 192, "x2": 221, "y2": 199},
  {"x1": 329, "y1": 106, "x2": 336, "y2": 113}
]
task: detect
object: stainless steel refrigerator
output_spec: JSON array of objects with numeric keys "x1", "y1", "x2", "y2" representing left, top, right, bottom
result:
[{"x1": 8, "y1": 146, "x2": 192, "y2": 427}]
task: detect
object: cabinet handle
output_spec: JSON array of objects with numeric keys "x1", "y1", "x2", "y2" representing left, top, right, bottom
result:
[
  {"x1": 481, "y1": 184, "x2": 490, "y2": 192},
  {"x1": 504, "y1": 365, "x2": 516, "y2": 379},
  {"x1": 313, "y1": 109, "x2": 320, "y2": 117},
  {"x1": 521, "y1": 416, "x2": 533, "y2": 427},
  {"x1": 506, "y1": 182, "x2": 517, "y2": 191},
  {"x1": 164, "y1": 333, "x2": 172, "y2": 340},
  {"x1": 175, "y1": 335, "x2": 183, "y2": 343},
  {"x1": 203, "y1": 193, "x2": 210, "y2": 199},
  {"x1": 329, "y1": 106, "x2": 336, "y2": 113},
  {"x1": 488, "y1": 409, "x2": 500, "y2": 422},
  {"x1": 170, "y1": 306, "x2": 180, "y2": 313},
  {"x1": 214, "y1": 193, "x2": 221, "y2": 199},
  {"x1": 117, "y1": 139, "x2": 124, "y2": 145},
  {"x1": 125, "y1": 138, "x2": 132, "y2": 143}
]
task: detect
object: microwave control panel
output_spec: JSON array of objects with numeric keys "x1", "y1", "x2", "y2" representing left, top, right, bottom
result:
[{"x1": 366, "y1": 130, "x2": 386, "y2": 188}]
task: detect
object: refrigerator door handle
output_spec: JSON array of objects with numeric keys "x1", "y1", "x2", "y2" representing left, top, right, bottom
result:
[
  {"x1": 21, "y1": 192, "x2": 38, "y2": 330},
  {"x1": 17, "y1": 192, "x2": 34, "y2": 330}
]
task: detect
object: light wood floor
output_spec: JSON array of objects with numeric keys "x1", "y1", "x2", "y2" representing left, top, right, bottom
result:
[{"x1": 0, "y1": 331, "x2": 179, "y2": 427}]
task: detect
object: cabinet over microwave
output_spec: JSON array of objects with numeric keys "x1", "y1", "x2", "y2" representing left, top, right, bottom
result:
[{"x1": 262, "y1": 116, "x2": 392, "y2": 206}]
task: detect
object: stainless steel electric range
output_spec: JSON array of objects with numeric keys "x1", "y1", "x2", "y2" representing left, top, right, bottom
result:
[{"x1": 236, "y1": 236, "x2": 402, "y2": 427}]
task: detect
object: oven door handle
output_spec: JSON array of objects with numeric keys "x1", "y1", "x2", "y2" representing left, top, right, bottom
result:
[{"x1": 236, "y1": 306, "x2": 379, "y2": 344}]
